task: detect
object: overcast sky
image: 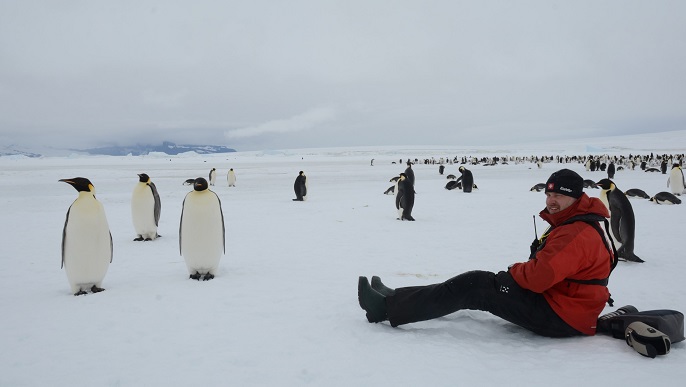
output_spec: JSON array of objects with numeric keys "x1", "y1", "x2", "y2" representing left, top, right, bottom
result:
[{"x1": 1, "y1": 0, "x2": 685, "y2": 151}]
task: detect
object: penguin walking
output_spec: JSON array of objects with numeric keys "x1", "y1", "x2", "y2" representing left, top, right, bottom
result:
[
  {"x1": 667, "y1": 164, "x2": 685, "y2": 195},
  {"x1": 227, "y1": 168, "x2": 236, "y2": 187},
  {"x1": 395, "y1": 173, "x2": 415, "y2": 221},
  {"x1": 179, "y1": 177, "x2": 225, "y2": 281},
  {"x1": 209, "y1": 168, "x2": 217, "y2": 186},
  {"x1": 131, "y1": 173, "x2": 161, "y2": 241},
  {"x1": 59, "y1": 178, "x2": 113, "y2": 295},
  {"x1": 650, "y1": 192, "x2": 682, "y2": 205},
  {"x1": 596, "y1": 179, "x2": 644, "y2": 263},
  {"x1": 293, "y1": 171, "x2": 307, "y2": 201},
  {"x1": 456, "y1": 166, "x2": 474, "y2": 193}
]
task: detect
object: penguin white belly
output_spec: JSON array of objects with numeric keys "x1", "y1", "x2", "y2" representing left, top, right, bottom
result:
[
  {"x1": 181, "y1": 192, "x2": 224, "y2": 275},
  {"x1": 131, "y1": 185, "x2": 158, "y2": 239},
  {"x1": 668, "y1": 169, "x2": 685, "y2": 194},
  {"x1": 227, "y1": 172, "x2": 236, "y2": 187},
  {"x1": 64, "y1": 196, "x2": 111, "y2": 293}
]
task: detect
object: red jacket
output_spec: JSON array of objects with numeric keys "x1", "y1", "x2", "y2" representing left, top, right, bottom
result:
[{"x1": 508, "y1": 193, "x2": 612, "y2": 335}]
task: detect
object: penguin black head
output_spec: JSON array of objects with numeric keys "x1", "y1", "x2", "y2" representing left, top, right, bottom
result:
[
  {"x1": 299, "y1": 171, "x2": 304, "y2": 175},
  {"x1": 193, "y1": 177, "x2": 209, "y2": 191},
  {"x1": 138, "y1": 173, "x2": 150, "y2": 183},
  {"x1": 59, "y1": 177, "x2": 95, "y2": 193},
  {"x1": 459, "y1": 166, "x2": 465, "y2": 172},
  {"x1": 595, "y1": 178, "x2": 616, "y2": 191}
]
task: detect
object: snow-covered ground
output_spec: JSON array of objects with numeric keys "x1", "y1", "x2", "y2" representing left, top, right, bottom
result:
[{"x1": 1, "y1": 131, "x2": 685, "y2": 386}]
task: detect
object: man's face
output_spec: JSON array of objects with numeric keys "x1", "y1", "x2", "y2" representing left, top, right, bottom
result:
[{"x1": 545, "y1": 192, "x2": 576, "y2": 214}]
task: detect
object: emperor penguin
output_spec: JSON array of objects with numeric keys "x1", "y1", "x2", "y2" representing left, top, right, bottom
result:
[
  {"x1": 404, "y1": 161, "x2": 415, "y2": 186},
  {"x1": 667, "y1": 164, "x2": 686, "y2": 195},
  {"x1": 395, "y1": 173, "x2": 415, "y2": 221},
  {"x1": 179, "y1": 177, "x2": 225, "y2": 281},
  {"x1": 456, "y1": 166, "x2": 474, "y2": 193},
  {"x1": 59, "y1": 177, "x2": 113, "y2": 295},
  {"x1": 650, "y1": 192, "x2": 682, "y2": 205},
  {"x1": 293, "y1": 171, "x2": 307, "y2": 201},
  {"x1": 131, "y1": 173, "x2": 161, "y2": 241},
  {"x1": 227, "y1": 168, "x2": 236, "y2": 187},
  {"x1": 209, "y1": 168, "x2": 217, "y2": 186},
  {"x1": 596, "y1": 179, "x2": 644, "y2": 263},
  {"x1": 625, "y1": 188, "x2": 650, "y2": 199}
]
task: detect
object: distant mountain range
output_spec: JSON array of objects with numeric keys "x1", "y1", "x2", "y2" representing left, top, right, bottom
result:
[
  {"x1": 79, "y1": 141, "x2": 236, "y2": 156},
  {"x1": 1, "y1": 141, "x2": 236, "y2": 157}
]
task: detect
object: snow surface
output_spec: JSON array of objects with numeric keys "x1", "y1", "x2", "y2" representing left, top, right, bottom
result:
[{"x1": 1, "y1": 132, "x2": 685, "y2": 386}]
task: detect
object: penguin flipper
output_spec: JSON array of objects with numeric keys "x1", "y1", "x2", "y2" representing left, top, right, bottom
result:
[
  {"x1": 149, "y1": 182, "x2": 162, "y2": 226},
  {"x1": 610, "y1": 211, "x2": 624, "y2": 243}
]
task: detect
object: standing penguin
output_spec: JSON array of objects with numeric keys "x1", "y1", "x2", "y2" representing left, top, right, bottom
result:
[
  {"x1": 59, "y1": 177, "x2": 113, "y2": 295},
  {"x1": 227, "y1": 168, "x2": 236, "y2": 187},
  {"x1": 395, "y1": 173, "x2": 415, "y2": 221},
  {"x1": 209, "y1": 168, "x2": 217, "y2": 186},
  {"x1": 596, "y1": 179, "x2": 644, "y2": 263},
  {"x1": 131, "y1": 173, "x2": 161, "y2": 241},
  {"x1": 404, "y1": 161, "x2": 415, "y2": 187},
  {"x1": 667, "y1": 164, "x2": 685, "y2": 195},
  {"x1": 293, "y1": 171, "x2": 307, "y2": 201},
  {"x1": 179, "y1": 177, "x2": 225, "y2": 281},
  {"x1": 455, "y1": 166, "x2": 474, "y2": 193},
  {"x1": 607, "y1": 162, "x2": 616, "y2": 179}
]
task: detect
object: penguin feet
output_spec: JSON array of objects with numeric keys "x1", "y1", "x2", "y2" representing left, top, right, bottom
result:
[
  {"x1": 202, "y1": 273, "x2": 215, "y2": 281},
  {"x1": 91, "y1": 285, "x2": 105, "y2": 293},
  {"x1": 74, "y1": 290, "x2": 88, "y2": 296},
  {"x1": 190, "y1": 272, "x2": 202, "y2": 281},
  {"x1": 358, "y1": 276, "x2": 388, "y2": 324},
  {"x1": 133, "y1": 236, "x2": 144, "y2": 241}
]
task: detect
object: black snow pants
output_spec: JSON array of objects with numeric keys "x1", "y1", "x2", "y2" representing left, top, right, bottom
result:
[{"x1": 385, "y1": 270, "x2": 582, "y2": 338}]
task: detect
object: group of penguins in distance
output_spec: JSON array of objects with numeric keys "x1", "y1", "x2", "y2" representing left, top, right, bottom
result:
[
  {"x1": 385, "y1": 158, "x2": 686, "y2": 265},
  {"x1": 60, "y1": 167, "x2": 309, "y2": 296}
]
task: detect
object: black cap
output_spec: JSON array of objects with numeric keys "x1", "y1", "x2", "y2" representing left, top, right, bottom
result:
[{"x1": 545, "y1": 169, "x2": 583, "y2": 198}]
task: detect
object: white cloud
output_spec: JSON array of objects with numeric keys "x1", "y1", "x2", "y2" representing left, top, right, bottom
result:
[{"x1": 225, "y1": 107, "x2": 337, "y2": 139}]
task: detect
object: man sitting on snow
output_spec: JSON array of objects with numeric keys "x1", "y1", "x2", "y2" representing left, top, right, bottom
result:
[{"x1": 358, "y1": 169, "x2": 615, "y2": 337}]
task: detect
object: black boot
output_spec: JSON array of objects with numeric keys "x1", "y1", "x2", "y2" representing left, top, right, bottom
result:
[
  {"x1": 371, "y1": 276, "x2": 396, "y2": 296},
  {"x1": 358, "y1": 276, "x2": 388, "y2": 323}
]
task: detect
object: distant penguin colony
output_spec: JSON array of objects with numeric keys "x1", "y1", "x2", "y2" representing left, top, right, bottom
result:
[
  {"x1": 131, "y1": 173, "x2": 161, "y2": 241},
  {"x1": 596, "y1": 179, "x2": 644, "y2": 263},
  {"x1": 179, "y1": 177, "x2": 225, "y2": 281},
  {"x1": 209, "y1": 168, "x2": 217, "y2": 186},
  {"x1": 650, "y1": 192, "x2": 682, "y2": 205},
  {"x1": 59, "y1": 177, "x2": 113, "y2": 296},
  {"x1": 227, "y1": 168, "x2": 236, "y2": 187},
  {"x1": 667, "y1": 164, "x2": 685, "y2": 195},
  {"x1": 293, "y1": 171, "x2": 307, "y2": 201}
]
